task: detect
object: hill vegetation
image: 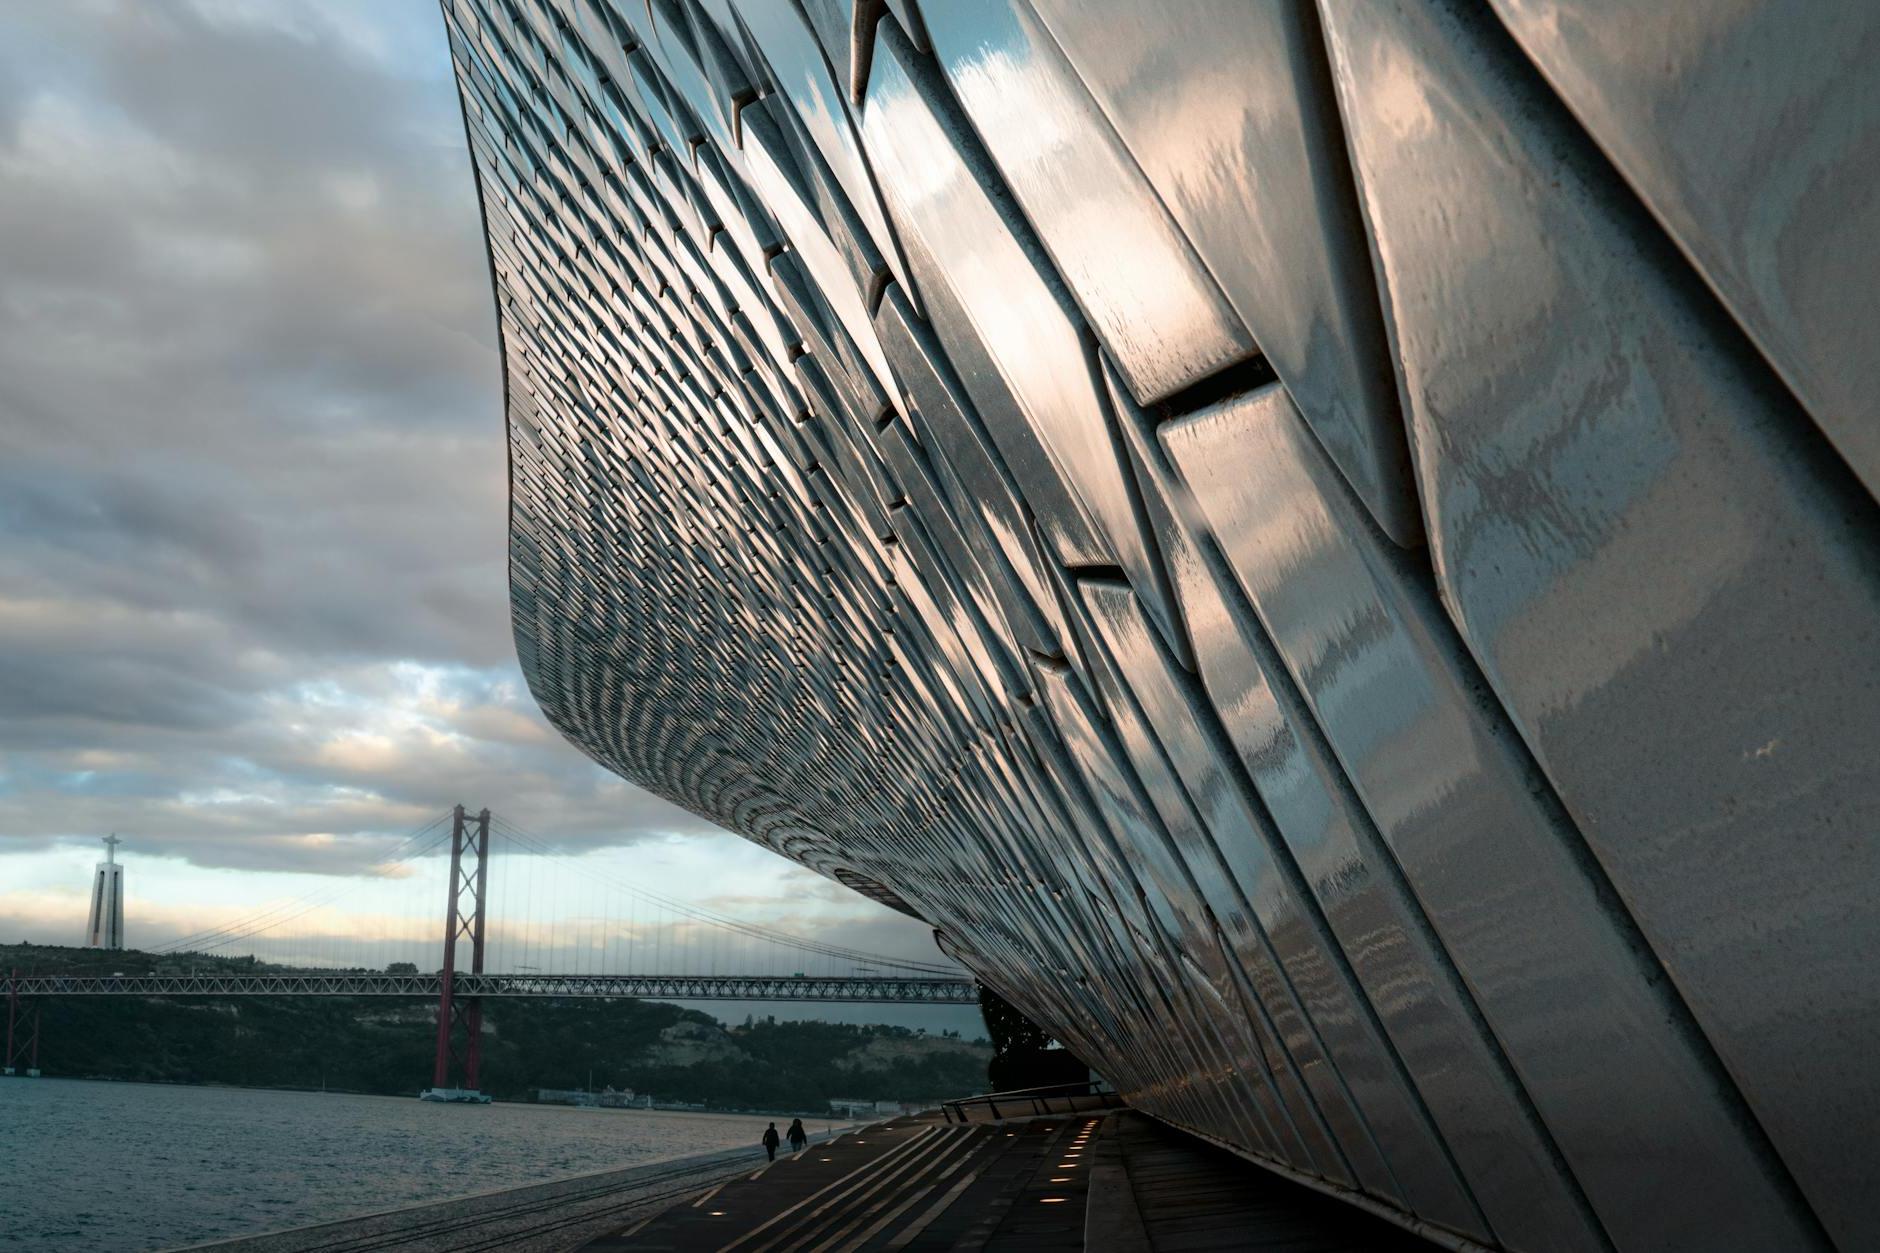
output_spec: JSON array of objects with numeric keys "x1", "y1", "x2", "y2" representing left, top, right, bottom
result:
[{"x1": 2, "y1": 943, "x2": 990, "y2": 1110}]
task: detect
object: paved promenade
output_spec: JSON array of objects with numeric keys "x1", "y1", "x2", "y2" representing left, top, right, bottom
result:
[
  {"x1": 174, "y1": 1138, "x2": 804, "y2": 1253},
  {"x1": 580, "y1": 1110, "x2": 1432, "y2": 1252},
  {"x1": 180, "y1": 1110, "x2": 1436, "y2": 1252}
]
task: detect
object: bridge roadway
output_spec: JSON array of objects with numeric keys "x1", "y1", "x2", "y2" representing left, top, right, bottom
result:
[{"x1": 8, "y1": 973, "x2": 977, "y2": 1004}]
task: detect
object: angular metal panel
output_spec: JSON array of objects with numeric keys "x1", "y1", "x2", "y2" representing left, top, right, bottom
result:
[
  {"x1": 1159, "y1": 398, "x2": 1599, "y2": 1253},
  {"x1": 1026, "y1": 0, "x2": 1419, "y2": 547},
  {"x1": 1319, "y1": 0, "x2": 1876, "y2": 1243},
  {"x1": 920, "y1": 0, "x2": 1256, "y2": 404},
  {"x1": 442, "y1": 1, "x2": 1880, "y2": 1246},
  {"x1": 1165, "y1": 374, "x2": 1822, "y2": 1250},
  {"x1": 1488, "y1": 0, "x2": 1880, "y2": 502}
]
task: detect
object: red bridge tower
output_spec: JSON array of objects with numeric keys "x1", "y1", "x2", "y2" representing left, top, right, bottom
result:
[{"x1": 427, "y1": 804, "x2": 490, "y2": 1100}]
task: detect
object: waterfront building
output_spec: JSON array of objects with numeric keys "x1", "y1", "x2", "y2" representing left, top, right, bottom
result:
[
  {"x1": 534, "y1": 1085, "x2": 643, "y2": 1108},
  {"x1": 534, "y1": 1087, "x2": 598, "y2": 1106},
  {"x1": 830, "y1": 1098, "x2": 923, "y2": 1120},
  {"x1": 440, "y1": 3, "x2": 1880, "y2": 1248},
  {"x1": 85, "y1": 834, "x2": 124, "y2": 950}
]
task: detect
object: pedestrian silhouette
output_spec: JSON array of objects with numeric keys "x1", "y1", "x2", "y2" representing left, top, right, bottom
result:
[
  {"x1": 762, "y1": 1122, "x2": 781, "y2": 1161},
  {"x1": 787, "y1": 1117, "x2": 808, "y2": 1154}
]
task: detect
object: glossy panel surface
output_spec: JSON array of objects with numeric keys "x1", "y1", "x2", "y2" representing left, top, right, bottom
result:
[
  {"x1": 1027, "y1": 0, "x2": 1417, "y2": 546},
  {"x1": 857, "y1": 27, "x2": 1182, "y2": 653},
  {"x1": 1165, "y1": 378, "x2": 1820, "y2": 1250},
  {"x1": 1161, "y1": 392, "x2": 1604, "y2": 1253},
  {"x1": 445, "y1": 2, "x2": 1880, "y2": 1248},
  {"x1": 920, "y1": 0, "x2": 1254, "y2": 404},
  {"x1": 1489, "y1": 0, "x2": 1880, "y2": 501},
  {"x1": 728, "y1": 0, "x2": 913, "y2": 303},
  {"x1": 1319, "y1": 0, "x2": 1878, "y2": 1244}
]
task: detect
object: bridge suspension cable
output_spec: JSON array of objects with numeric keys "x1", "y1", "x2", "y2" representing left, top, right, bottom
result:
[
  {"x1": 113, "y1": 807, "x2": 960, "y2": 981},
  {"x1": 487, "y1": 816, "x2": 957, "y2": 976},
  {"x1": 150, "y1": 813, "x2": 456, "y2": 956}
]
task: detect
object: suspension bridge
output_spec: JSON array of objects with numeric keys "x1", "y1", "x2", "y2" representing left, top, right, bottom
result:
[{"x1": 4, "y1": 805, "x2": 975, "y2": 1094}]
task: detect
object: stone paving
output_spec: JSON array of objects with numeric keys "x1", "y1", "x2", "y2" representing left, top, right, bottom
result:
[
  {"x1": 180, "y1": 1138, "x2": 777, "y2": 1253},
  {"x1": 576, "y1": 1110, "x2": 1434, "y2": 1252},
  {"x1": 1104, "y1": 1112, "x2": 1432, "y2": 1252}
]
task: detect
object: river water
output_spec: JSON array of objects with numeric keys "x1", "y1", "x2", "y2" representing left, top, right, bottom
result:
[{"x1": 0, "y1": 1078, "x2": 803, "y2": 1251}]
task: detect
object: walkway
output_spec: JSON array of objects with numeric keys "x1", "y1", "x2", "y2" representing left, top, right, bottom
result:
[
  {"x1": 579, "y1": 1110, "x2": 1434, "y2": 1252},
  {"x1": 1100, "y1": 1111, "x2": 1434, "y2": 1252},
  {"x1": 177, "y1": 1139, "x2": 801, "y2": 1253}
]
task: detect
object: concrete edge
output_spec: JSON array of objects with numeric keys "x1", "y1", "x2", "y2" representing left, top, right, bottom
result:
[
  {"x1": 1084, "y1": 1116, "x2": 1151, "y2": 1253},
  {"x1": 1140, "y1": 1112, "x2": 1493, "y2": 1253},
  {"x1": 163, "y1": 1119, "x2": 872, "y2": 1251}
]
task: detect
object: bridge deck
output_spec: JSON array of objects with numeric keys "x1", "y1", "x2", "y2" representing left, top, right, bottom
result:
[{"x1": 8, "y1": 973, "x2": 976, "y2": 1003}]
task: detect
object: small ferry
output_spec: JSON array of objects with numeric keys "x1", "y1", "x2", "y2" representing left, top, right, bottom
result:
[{"x1": 418, "y1": 1087, "x2": 490, "y2": 1104}]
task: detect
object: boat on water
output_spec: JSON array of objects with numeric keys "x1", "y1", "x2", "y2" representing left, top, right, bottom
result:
[{"x1": 418, "y1": 1087, "x2": 490, "y2": 1105}]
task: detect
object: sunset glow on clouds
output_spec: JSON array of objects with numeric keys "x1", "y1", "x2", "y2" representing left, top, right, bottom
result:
[{"x1": 0, "y1": 2, "x2": 951, "y2": 1005}]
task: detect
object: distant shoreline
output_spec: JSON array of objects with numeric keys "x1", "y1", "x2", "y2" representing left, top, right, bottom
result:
[{"x1": 2, "y1": 1072, "x2": 859, "y2": 1121}]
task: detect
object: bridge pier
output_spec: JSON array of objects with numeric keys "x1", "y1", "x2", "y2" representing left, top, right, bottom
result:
[
  {"x1": 426, "y1": 804, "x2": 491, "y2": 1101},
  {"x1": 5, "y1": 968, "x2": 41, "y2": 1077}
]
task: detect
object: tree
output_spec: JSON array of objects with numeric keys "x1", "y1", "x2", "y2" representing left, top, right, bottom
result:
[
  {"x1": 385, "y1": 961, "x2": 418, "y2": 974},
  {"x1": 977, "y1": 981, "x2": 1087, "y2": 1091},
  {"x1": 977, "y1": 981, "x2": 1052, "y2": 1054}
]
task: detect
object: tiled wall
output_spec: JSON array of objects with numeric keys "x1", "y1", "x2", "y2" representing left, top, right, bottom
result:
[{"x1": 440, "y1": 2, "x2": 1880, "y2": 1248}]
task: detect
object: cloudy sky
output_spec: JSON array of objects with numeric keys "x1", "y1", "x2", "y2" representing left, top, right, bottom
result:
[{"x1": 0, "y1": 0, "x2": 962, "y2": 1025}]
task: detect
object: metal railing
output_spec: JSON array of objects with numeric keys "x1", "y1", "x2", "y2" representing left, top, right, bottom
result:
[{"x1": 940, "y1": 1080, "x2": 1123, "y2": 1124}]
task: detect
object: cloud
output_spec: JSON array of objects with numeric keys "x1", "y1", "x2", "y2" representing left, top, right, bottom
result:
[
  {"x1": 0, "y1": 4, "x2": 962, "y2": 1042},
  {"x1": 0, "y1": 5, "x2": 733, "y2": 879}
]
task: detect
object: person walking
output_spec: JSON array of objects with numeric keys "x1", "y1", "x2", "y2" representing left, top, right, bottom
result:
[
  {"x1": 787, "y1": 1117, "x2": 808, "y2": 1154},
  {"x1": 762, "y1": 1122, "x2": 781, "y2": 1162}
]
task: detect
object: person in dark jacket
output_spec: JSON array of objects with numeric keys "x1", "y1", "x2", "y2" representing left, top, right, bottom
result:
[
  {"x1": 762, "y1": 1122, "x2": 781, "y2": 1161},
  {"x1": 787, "y1": 1117, "x2": 808, "y2": 1154}
]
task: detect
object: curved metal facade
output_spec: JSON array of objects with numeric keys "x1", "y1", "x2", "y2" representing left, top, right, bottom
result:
[{"x1": 440, "y1": 2, "x2": 1880, "y2": 1248}]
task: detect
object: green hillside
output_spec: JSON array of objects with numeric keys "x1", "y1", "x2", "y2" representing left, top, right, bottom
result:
[{"x1": 2, "y1": 943, "x2": 990, "y2": 1109}]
